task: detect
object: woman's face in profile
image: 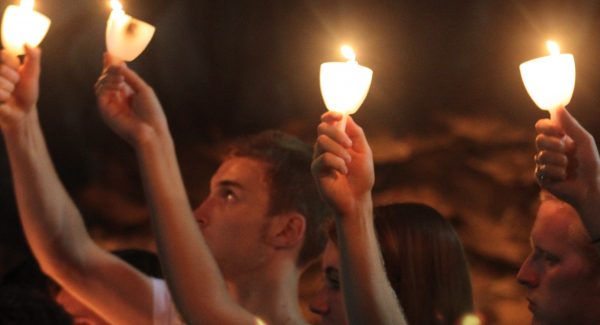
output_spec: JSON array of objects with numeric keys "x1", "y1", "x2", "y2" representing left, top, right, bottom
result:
[{"x1": 308, "y1": 240, "x2": 348, "y2": 325}]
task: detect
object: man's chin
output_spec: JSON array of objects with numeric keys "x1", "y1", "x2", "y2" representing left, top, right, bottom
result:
[{"x1": 531, "y1": 313, "x2": 559, "y2": 325}]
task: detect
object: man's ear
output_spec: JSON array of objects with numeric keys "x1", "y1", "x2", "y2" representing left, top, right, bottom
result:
[{"x1": 266, "y1": 212, "x2": 306, "y2": 249}]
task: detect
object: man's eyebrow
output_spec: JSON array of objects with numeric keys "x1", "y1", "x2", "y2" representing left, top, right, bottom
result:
[
  {"x1": 533, "y1": 244, "x2": 556, "y2": 257},
  {"x1": 215, "y1": 180, "x2": 244, "y2": 189}
]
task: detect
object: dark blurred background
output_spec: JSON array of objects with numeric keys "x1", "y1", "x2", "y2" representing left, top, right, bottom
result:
[{"x1": 2, "y1": 0, "x2": 600, "y2": 323}]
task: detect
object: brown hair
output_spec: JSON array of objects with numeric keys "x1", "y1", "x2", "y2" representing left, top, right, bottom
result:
[
  {"x1": 328, "y1": 203, "x2": 473, "y2": 325},
  {"x1": 227, "y1": 130, "x2": 331, "y2": 267}
]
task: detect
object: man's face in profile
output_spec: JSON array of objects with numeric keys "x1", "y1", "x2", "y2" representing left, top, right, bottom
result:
[
  {"x1": 193, "y1": 157, "x2": 273, "y2": 278},
  {"x1": 517, "y1": 199, "x2": 600, "y2": 324}
]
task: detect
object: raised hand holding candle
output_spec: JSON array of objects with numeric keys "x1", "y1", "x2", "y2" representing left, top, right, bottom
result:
[
  {"x1": 1, "y1": 0, "x2": 51, "y2": 56},
  {"x1": 519, "y1": 40, "x2": 575, "y2": 119},
  {"x1": 320, "y1": 45, "x2": 373, "y2": 130},
  {"x1": 106, "y1": 0, "x2": 155, "y2": 62}
]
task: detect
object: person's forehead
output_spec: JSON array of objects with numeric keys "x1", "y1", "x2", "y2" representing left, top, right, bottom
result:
[
  {"x1": 532, "y1": 200, "x2": 577, "y2": 251},
  {"x1": 211, "y1": 157, "x2": 270, "y2": 187}
]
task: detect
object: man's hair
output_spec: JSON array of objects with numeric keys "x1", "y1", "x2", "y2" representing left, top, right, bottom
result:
[
  {"x1": 226, "y1": 130, "x2": 331, "y2": 267},
  {"x1": 540, "y1": 191, "x2": 600, "y2": 269}
]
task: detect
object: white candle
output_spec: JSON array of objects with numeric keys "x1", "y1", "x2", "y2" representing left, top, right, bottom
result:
[
  {"x1": 106, "y1": 0, "x2": 155, "y2": 62},
  {"x1": 1, "y1": 0, "x2": 51, "y2": 56},
  {"x1": 320, "y1": 45, "x2": 373, "y2": 129},
  {"x1": 519, "y1": 40, "x2": 575, "y2": 115}
]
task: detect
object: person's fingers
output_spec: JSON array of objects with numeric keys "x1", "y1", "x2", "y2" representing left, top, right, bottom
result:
[
  {"x1": 0, "y1": 88, "x2": 11, "y2": 102},
  {"x1": 103, "y1": 73, "x2": 125, "y2": 88},
  {"x1": 321, "y1": 111, "x2": 344, "y2": 124},
  {"x1": 536, "y1": 133, "x2": 565, "y2": 152},
  {"x1": 314, "y1": 134, "x2": 351, "y2": 163},
  {"x1": 0, "y1": 76, "x2": 16, "y2": 94},
  {"x1": 0, "y1": 50, "x2": 20, "y2": 70},
  {"x1": 95, "y1": 68, "x2": 127, "y2": 95},
  {"x1": 535, "y1": 119, "x2": 565, "y2": 138},
  {"x1": 317, "y1": 121, "x2": 352, "y2": 148},
  {"x1": 0, "y1": 64, "x2": 20, "y2": 85},
  {"x1": 312, "y1": 152, "x2": 348, "y2": 176},
  {"x1": 103, "y1": 52, "x2": 123, "y2": 68},
  {"x1": 535, "y1": 164, "x2": 567, "y2": 182},
  {"x1": 535, "y1": 151, "x2": 568, "y2": 167}
]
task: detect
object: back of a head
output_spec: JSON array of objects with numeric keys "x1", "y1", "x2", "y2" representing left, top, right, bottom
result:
[
  {"x1": 226, "y1": 130, "x2": 331, "y2": 267},
  {"x1": 0, "y1": 284, "x2": 72, "y2": 325},
  {"x1": 374, "y1": 203, "x2": 473, "y2": 325}
]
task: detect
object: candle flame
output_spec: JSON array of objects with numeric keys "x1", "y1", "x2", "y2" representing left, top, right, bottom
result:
[
  {"x1": 20, "y1": 0, "x2": 34, "y2": 10},
  {"x1": 547, "y1": 40, "x2": 560, "y2": 55},
  {"x1": 460, "y1": 313, "x2": 482, "y2": 325},
  {"x1": 341, "y1": 45, "x2": 356, "y2": 62},
  {"x1": 110, "y1": 0, "x2": 123, "y2": 11}
]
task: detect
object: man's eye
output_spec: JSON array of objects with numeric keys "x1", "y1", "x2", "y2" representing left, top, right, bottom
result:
[
  {"x1": 544, "y1": 253, "x2": 560, "y2": 266},
  {"x1": 222, "y1": 190, "x2": 236, "y2": 202}
]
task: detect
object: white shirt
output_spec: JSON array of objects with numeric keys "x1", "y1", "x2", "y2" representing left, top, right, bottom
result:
[{"x1": 152, "y1": 278, "x2": 185, "y2": 325}]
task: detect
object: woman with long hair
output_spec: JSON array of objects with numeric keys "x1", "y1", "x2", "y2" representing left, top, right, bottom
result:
[{"x1": 310, "y1": 112, "x2": 473, "y2": 325}]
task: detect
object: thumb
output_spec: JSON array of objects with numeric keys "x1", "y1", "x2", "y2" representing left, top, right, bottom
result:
[
  {"x1": 21, "y1": 46, "x2": 41, "y2": 82},
  {"x1": 103, "y1": 52, "x2": 123, "y2": 68},
  {"x1": 345, "y1": 116, "x2": 370, "y2": 153},
  {"x1": 555, "y1": 106, "x2": 590, "y2": 143},
  {"x1": 119, "y1": 65, "x2": 150, "y2": 93}
]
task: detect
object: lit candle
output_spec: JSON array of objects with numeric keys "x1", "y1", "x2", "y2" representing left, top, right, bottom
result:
[
  {"x1": 320, "y1": 45, "x2": 373, "y2": 130},
  {"x1": 106, "y1": 0, "x2": 155, "y2": 62},
  {"x1": 519, "y1": 40, "x2": 575, "y2": 118},
  {"x1": 1, "y1": 0, "x2": 51, "y2": 56}
]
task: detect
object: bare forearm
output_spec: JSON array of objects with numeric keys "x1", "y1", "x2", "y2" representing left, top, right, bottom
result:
[
  {"x1": 3, "y1": 109, "x2": 92, "y2": 274},
  {"x1": 135, "y1": 130, "x2": 254, "y2": 324},
  {"x1": 336, "y1": 196, "x2": 407, "y2": 325}
]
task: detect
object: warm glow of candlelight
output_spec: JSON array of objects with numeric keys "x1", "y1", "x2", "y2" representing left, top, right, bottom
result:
[
  {"x1": 109, "y1": 0, "x2": 123, "y2": 11},
  {"x1": 20, "y1": 0, "x2": 34, "y2": 10},
  {"x1": 460, "y1": 313, "x2": 482, "y2": 325},
  {"x1": 519, "y1": 41, "x2": 575, "y2": 112},
  {"x1": 547, "y1": 40, "x2": 560, "y2": 55},
  {"x1": 320, "y1": 45, "x2": 373, "y2": 121},
  {"x1": 1, "y1": 0, "x2": 51, "y2": 55},
  {"x1": 341, "y1": 45, "x2": 356, "y2": 62},
  {"x1": 105, "y1": 0, "x2": 155, "y2": 62}
]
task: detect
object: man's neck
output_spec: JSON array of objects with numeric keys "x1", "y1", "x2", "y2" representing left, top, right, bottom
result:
[{"x1": 226, "y1": 260, "x2": 308, "y2": 325}]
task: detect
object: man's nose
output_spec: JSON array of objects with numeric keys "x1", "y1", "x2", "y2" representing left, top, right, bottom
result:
[
  {"x1": 193, "y1": 199, "x2": 210, "y2": 227},
  {"x1": 516, "y1": 254, "x2": 539, "y2": 289}
]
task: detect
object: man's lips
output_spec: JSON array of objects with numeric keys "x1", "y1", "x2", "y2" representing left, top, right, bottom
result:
[{"x1": 527, "y1": 298, "x2": 536, "y2": 312}]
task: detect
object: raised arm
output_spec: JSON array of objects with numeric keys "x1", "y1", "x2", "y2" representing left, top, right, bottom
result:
[
  {"x1": 311, "y1": 112, "x2": 406, "y2": 325},
  {"x1": 535, "y1": 106, "x2": 600, "y2": 250},
  {"x1": 0, "y1": 47, "x2": 154, "y2": 324},
  {"x1": 95, "y1": 54, "x2": 260, "y2": 324}
]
